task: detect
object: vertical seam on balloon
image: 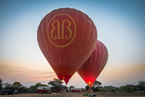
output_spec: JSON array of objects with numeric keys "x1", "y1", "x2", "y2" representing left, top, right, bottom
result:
[
  {"x1": 38, "y1": 20, "x2": 49, "y2": 64},
  {"x1": 84, "y1": 16, "x2": 93, "y2": 57},
  {"x1": 53, "y1": 10, "x2": 61, "y2": 75},
  {"x1": 99, "y1": 41, "x2": 105, "y2": 70},
  {"x1": 69, "y1": 9, "x2": 79, "y2": 75},
  {"x1": 67, "y1": 8, "x2": 73, "y2": 75},
  {"x1": 94, "y1": 40, "x2": 101, "y2": 81},
  {"x1": 76, "y1": 11, "x2": 87, "y2": 70},
  {"x1": 39, "y1": 21, "x2": 46, "y2": 55},
  {"x1": 100, "y1": 42, "x2": 108, "y2": 70},
  {"x1": 87, "y1": 26, "x2": 97, "y2": 60},
  {"x1": 88, "y1": 28, "x2": 96, "y2": 77},
  {"x1": 98, "y1": 41, "x2": 108, "y2": 80},
  {"x1": 60, "y1": 8, "x2": 63, "y2": 75},
  {"x1": 71, "y1": 10, "x2": 80, "y2": 74},
  {"x1": 88, "y1": 22, "x2": 97, "y2": 57}
]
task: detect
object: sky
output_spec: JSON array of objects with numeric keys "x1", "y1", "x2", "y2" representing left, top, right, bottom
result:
[{"x1": 0, "y1": 0, "x2": 145, "y2": 88}]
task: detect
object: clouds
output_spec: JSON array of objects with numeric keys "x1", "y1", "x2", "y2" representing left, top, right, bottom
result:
[
  {"x1": 0, "y1": 60, "x2": 86, "y2": 88},
  {"x1": 98, "y1": 64, "x2": 145, "y2": 86},
  {"x1": 0, "y1": 61, "x2": 57, "y2": 86}
]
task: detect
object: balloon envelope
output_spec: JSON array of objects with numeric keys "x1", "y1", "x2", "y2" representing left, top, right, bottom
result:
[
  {"x1": 37, "y1": 8, "x2": 97, "y2": 84},
  {"x1": 77, "y1": 40, "x2": 108, "y2": 87}
]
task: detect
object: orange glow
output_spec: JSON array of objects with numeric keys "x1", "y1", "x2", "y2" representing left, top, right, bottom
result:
[
  {"x1": 87, "y1": 81, "x2": 93, "y2": 87},
  {"x1": 63, "y1": 75, "x2": 65, "y2": 81}
]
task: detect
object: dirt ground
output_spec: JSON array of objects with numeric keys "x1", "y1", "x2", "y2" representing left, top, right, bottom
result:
[{"x1": 0, "y1": 92, "x2": 144, "y2": 97}]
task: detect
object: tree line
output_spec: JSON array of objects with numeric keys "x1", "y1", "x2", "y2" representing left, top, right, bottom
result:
[
  {"x1": 0, "y1": 78, "x2": 70, "y2": 93},
  {"x1": 0, "y1": 78, "x2": 145, "y2": 93},
  {"x1": 86, "y1": 81, "x2": 145, "y2": 93}
]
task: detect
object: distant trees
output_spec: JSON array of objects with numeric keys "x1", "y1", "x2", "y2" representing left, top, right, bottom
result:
[
  {"x1": 85, "y1": 80, "x2": 102, "y2": 92},
  {"x1": 0, "y1": 77, "x2": 145, "y2": 94},
  {"x1": 29, "y1": 82, "x2": 48, "y2": 93},
  {"x1": 0, "y1": 78, "x2": 3, "y2": 89},
  {"x1": 119, "y1": 81, "x2": 145, "y2": 93},
  {"x1": 93, "y1": 80, "x2": 102, "y2": 92},
  {"x1": 84, "y1": 80, "x2": 145, "y2": 93},
  {"x1": 139, "y1": 81, "x2": 145, "y2": 86},
  {"x1": 48, "y1": 78, "x2": 64, "y2": 92},
  {"x1": 29, "y1": 85, "x2": 36, "y2": 93},
  {"x1": 48, "y1": 78, "x2": 63, "y2": 86},
  {"x1": 120, "y1": 85, "x2": 138, "y2": 92},
  {"x1": 98, "y1": 86, "x2": 117, "y2": 92},
  {"x1": 137, "y1": 81, "x2": 145, "y2": 91},
  {"x1": 93, "y1": 80, "x2": 101, "y2": 88},
  {"x1": 69, "y1": 85, "x2": 74, "y2": 90},
  {"x1": 85, "y1": 85, "x2": 89, "y2": 91},
  {"x1": 13, "y1": 82, "x2": 22, "y2": 89},
  {"x1": 84, "y1": 80, "x2": 102, "y2": 92},
  {"x1": 1, "y1": 81, "x2": 27, "y2": 93},
  {"x1": 4, "y1": 83, "x2": 12, "y2": 89}
]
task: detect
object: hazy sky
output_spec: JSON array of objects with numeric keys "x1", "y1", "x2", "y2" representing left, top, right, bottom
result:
[{"x1": 0, "y1": 0, "x2": 145, "y2": 88}]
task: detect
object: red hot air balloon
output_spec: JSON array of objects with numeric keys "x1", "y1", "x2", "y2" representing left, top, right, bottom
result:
[
  {"x1": 77, "y1": 40, "x2": 108, "y2": 87},
  {"x1": 37, "y1": 8, "x2": 97, "y2": 84}
]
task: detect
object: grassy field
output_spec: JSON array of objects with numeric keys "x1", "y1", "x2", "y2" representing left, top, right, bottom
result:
[{"x1": 0, "y1": 92, "x2": 144, "y2": 97}]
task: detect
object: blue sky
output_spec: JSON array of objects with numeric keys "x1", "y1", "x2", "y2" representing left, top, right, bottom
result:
[{"x1": 0, "y1": 0, "x2": 145, "y2": 88}]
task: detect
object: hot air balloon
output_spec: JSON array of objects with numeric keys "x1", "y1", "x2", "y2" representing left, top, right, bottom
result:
[
  {"x1": 77, "y1": 40, "x2": 108, "y2": 87},
  {"x1": 37, "y1": 8, "x2": 97, "y2": 84}
]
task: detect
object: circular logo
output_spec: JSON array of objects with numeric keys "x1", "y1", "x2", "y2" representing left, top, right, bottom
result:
[{"x1": 47, "y1": 13, "x2": 76, "y2": 48}]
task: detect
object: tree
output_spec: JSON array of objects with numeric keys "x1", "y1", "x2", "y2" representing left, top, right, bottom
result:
[
  {"x1": 35, "y1": 82, "x2": 42, "y2": 89},
  {"x1": 48, "y1": 81, "x2": 56, "y2": 87},
  {"x1": 92, "y1": 80, "x2": 102, "y2": 92},
  {"x1": 48, "y1": 78, "x2": 63, "y2": 86},
  {"x1": 69, "y1": 86, "x2": 74, "y2": 90},
  {"x1": 93, "y1": 80, "x2": 101, "y2": 88},
  {"x1": 48, "y1": 78, "x2": 63, "y2": 91},
  {"x1": 137, "y1": 81, "x2": 145, "y2": 91},
  {"x1": 4, "y1": 83, "x2": 12, "y2": 89},
  {"x1": 19, "y1": 86, "x2": 28, "y2": 93},
  {"x1": 53, "y1": 78, "x2": 63, "y2": 86},
  {"x1": 35, "y1": 82, "x2": 47, "y2": 88},
  {"x1": 85, "y1": 85, "x2": 89, "y2": 91},
  {"x1": 120, "y1": 85, "x2": 138, "y2": 93},
  {"x1": 120, "y1": 86, "x2": 127, "y2": 92},
  {"x1": 139, "y1": 81, "x2": 145, "y2": 86},
  {"x1": 0, "y1": 78, "x2": 3, "y2": 89},
  {"x1": 137, "y1": 84, "x2": 144, "y2": 91},
  {"x1": 29, "y1": 86, "x2": 36, "y2": 93},
  {"x1": 13, "y1": 82, "x2": 22, "y2": 89},
  {"x1": 27, "y1": 82, "x2": 47, "y2": 93}
]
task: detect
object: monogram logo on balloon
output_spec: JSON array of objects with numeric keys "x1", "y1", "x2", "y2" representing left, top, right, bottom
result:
[
  {"x1": 100, "y1": 51, "x2": 108, "y2": 70},
  {"x1": 47, "y1": 13, "x2": 76, "y2": 47}
]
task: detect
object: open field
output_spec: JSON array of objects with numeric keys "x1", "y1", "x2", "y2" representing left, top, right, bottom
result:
[{"x1": 0, "y1": 92, "x2": 145, "y2": 97}]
